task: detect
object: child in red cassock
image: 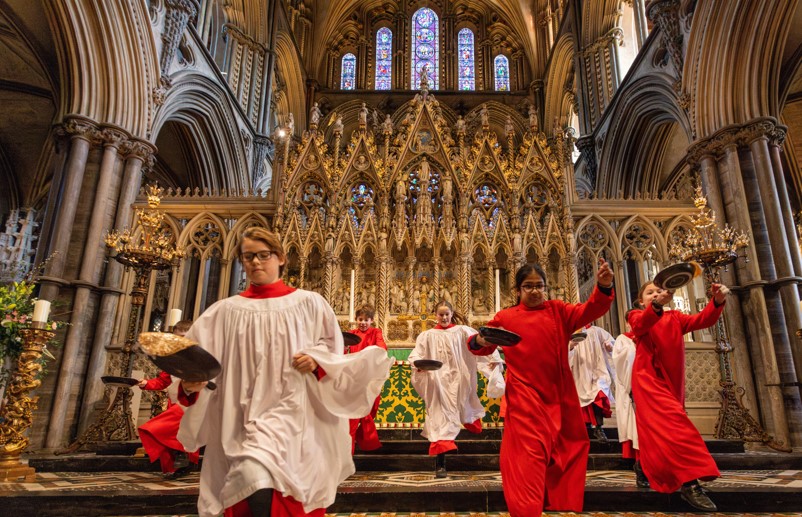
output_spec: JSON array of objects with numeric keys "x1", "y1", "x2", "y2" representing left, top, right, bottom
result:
[
  {"x1": 471, "y1": 259, "x2": 615, "y2": 517},
  {"x1": 629, "y1": 280, "x2": 729, "y2": 511}
]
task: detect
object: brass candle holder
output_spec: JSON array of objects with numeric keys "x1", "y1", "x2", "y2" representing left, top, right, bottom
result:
[
  {"x1": 0, "y1": 325, "x2": 54, "y2": 481},
  {"x1": 57, "y1": 185, "x2": 184, "y2": 454},
  {"x1": 670, "y1": 187, "x2": 788, "y2": 450}
]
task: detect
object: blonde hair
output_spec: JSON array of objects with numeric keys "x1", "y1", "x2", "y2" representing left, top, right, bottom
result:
[{"x1": 237, "y1": 227, "x2": 287, "y2": 275}]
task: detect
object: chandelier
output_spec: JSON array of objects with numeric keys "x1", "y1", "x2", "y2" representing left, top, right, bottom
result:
[
  {"x1": 104, "y1": 185, "x2": 185, "y2": 269},
  {"x1": 669, "y1": 186, "x2": 749, "y2": 269}
]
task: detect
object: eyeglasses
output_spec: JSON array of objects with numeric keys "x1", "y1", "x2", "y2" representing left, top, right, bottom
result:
[
  {"x1": 520, "y1": 283, "x2": 547, "y2": 293},
  {"x1": 241, "y1": 251, "x2": 276, "y2": 263}
]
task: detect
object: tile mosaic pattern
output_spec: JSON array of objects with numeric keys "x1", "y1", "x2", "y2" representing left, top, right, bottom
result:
[{"x1": 2, "y1": 470, "x2": 801, "y2": 494}]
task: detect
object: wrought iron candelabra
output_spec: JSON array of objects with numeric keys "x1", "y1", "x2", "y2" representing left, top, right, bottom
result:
[
  {"x1": 58, "y1": 185, "x2": 184, "y2": 453},
  {"x1": 670, "y1": 187, "x2": 788, "y2": 451}
]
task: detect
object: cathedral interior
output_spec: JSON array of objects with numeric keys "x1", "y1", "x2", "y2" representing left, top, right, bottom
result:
[{"x1": 1, "y1": 0, "x2": 802, "y2": 514}]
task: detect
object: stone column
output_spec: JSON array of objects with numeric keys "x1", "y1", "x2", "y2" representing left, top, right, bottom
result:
[
  {"x1": 749, "y1": 133, "x2": 802, "y2": 394},
  {"x1": 40, "y1": 117, "x2": 98, "y2": 302},
  {"x1": 75, "y1": 141, "x2": 154, "y2": 435},
  {"x1": 717, "y1": 142, "x2": 794, "y2": 447},
  {"x1": 767, "y1": 132, "x2": 802, "y2": 277},
  {"x1": 697, "y1": 153, "x2": 760, "y2": 417},
  {"x1": 46, "y1": 127, "x2": 127, "y2": 446}
]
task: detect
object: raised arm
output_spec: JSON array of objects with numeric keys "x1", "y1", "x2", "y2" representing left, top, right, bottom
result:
[
  {"x1": 564, "y1": 258, "x2": 615, "y2": 332},
  {"x1": 678, "y1": 284, "x2": 729, "y2": 334}
]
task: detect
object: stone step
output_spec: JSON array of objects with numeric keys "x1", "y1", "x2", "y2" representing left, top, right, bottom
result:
[
  {"x1": 1, "y1": 470, "x2": 801, "y2": 516},
  {"x1": 360, "y1": 438, "x2": 745, "y2": 455},
  {"x1": 28, "y1": 449, "x2": 801, "y2": 474}
]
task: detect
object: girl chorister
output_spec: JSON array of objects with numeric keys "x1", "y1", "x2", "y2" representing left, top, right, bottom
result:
[{"x1": 408, "y1": 300, "x2": 503, "y2": 478}]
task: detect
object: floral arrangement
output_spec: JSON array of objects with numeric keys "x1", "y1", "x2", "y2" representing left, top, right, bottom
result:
[{"x1": 0, "y1": 280, "x2": 62, "y2": 392}]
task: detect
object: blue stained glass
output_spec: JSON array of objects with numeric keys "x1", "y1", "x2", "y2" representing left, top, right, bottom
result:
[
  {"x1": 494, "y1": 54, "x2": 510, "y2": 92},
  {"x1": 375, "y1": 28, "x2": 392, "y2": 90},
  {"x1": 341, "y1": 53, "x2": 356, "y2": 90},
  {"x1": 411, "y1": 8, "x2": 439, "y2": 89},
  {"x1": 458, "y1": 28, "x2": 475, "y2": 91}
]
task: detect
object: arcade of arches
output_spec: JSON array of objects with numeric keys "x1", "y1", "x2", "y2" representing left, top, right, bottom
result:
[{"x1": 1, "y1": 0, "x2": 802, "y2": 457}]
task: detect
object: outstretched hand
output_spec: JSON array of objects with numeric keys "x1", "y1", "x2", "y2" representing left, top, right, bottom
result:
[
  {"x1": 597, "y1": 258, "x2": 614, "y2": 288},
  {"x1": 711, "y1": 283, "x2": 730, "y2": 304}
]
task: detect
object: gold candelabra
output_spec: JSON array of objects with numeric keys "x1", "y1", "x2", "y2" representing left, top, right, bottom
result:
[
  {"x1": 0, "y1": 326, "x2": 54, "y2": 481},
  {"x1": 57, "y1": 185, "x2": 184, "y2": 454},
  {"x1": 670, "y1": 187, "x2": 788, "y2": 451}
]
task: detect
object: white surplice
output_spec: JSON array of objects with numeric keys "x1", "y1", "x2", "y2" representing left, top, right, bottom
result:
[
  {"x1": 612, "y1": 333, "x2": 638, "y2": 448},
  {"x1": 568, "y1": 325, "x2": 616, "y2": 407},
  {"x1": 408, "y1": 325, "x2": 502, "y2": 442},
  {"x1": 178, "y1": 290, "x2": 393, "y2": 517}
]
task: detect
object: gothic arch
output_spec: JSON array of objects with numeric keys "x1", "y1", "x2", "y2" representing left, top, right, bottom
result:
[
  {"x1": 618, "y1": 214, "x2": 668, "y2": 262},
  {"x1": 275, "y1": 32, "x2": 307, "y2": 133},
  {"x1": 544, "y1": 34, "x2": 576, "y2": 135},
  {"x1": 579, "y1": 0, "x2": 622, "y2": 48},
  {"x1": 686, "y1": 0, "x2": 799, "y2": 136},
  {"x1": 597, "y1": 75, "x2": 692, "y2": 199},
  {"x1": 151, "y1": 73, "x2": 250, "y2": 192},
  {"x1": 48, "y1": 0, "x2": 158, "y2": 139}
]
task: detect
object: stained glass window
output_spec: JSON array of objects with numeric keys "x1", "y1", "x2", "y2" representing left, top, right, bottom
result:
[
  {"x1": 457, "y1": 28, "x2": 475, "y2": 91},
  {"x1": 411, "y1": 7, "x2": 439, "y2": 89},
  {"x1": 341, "y1": 53, "x2": 356, "y2": 90},
  {"x1": 375, "y1": 28, "x2": 392, "y2": 90},
  {"x1": 494, "y1": 54, "x2": 510, "y2": 92}
]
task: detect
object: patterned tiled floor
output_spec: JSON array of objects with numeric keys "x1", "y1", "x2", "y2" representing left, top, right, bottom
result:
[{"x1": 1, "y1": 469, "x2": 801, "y2": 493}]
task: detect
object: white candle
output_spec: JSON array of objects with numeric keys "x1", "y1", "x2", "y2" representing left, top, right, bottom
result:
[
  {"x1": 167, "y1": 308, "x2": 182, "y2": 328},
  {"x1": 349, "y1": 269, "x2": 356, "y2": 323},
  {"x1": 33, "y1": 300, "x2": 51, "y2": 323},
  {"x1": 495, "y1": 269, "x2": 501, "y2": 313}
]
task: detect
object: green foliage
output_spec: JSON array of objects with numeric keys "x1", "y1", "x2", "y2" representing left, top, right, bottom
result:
[{"x1": 0, "y1": 280, "x2": 63, "y2": 392}]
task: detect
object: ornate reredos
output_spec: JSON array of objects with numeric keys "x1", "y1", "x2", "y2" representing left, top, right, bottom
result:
[{"x1": 276, "y1": 89, "x2": 572, "y2": 339}]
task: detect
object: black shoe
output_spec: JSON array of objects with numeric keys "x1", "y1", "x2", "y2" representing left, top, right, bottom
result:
[
  {"x1": 164, "y1": 463, "x2": 195, "y2": 480},
  {"x1": 435, "y1": 453, "x2": 447, "y2": 478},
  {"x1": 633, "y1": 461, "x2": 650, "y2": 489},
  {"x1": 172, "y1": 451, "x2": 189, "y2": 469},
  {"x1": 680, "y1": 481, "x2": 717, "y2": 511},
  {"x1": 593, "y1": 426, "x2": 608, "y2": 442}
]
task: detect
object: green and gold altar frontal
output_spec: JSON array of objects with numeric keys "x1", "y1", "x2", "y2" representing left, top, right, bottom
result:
[{"x1": 375, "y1": 349, "x2": 503, "y2": 428}]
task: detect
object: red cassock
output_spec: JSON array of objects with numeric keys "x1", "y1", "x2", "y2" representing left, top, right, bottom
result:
[
  {"x1": 139, "y1": 371, "x2": 200, "y2": 473},
  {"x1": 472, "y1": 286, "x2": 614, "y2": 517},
  {"x1": 629, "y1": 301, "x2": 724, "y2": 493},
  {"x1": 346, "y1": 327, "x2": 388, "y2": 452}
]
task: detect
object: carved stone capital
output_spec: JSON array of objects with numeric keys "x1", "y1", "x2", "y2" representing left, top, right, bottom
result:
[
  {"x1": 60, "y1": 116, "x2": 100, "y2": 142},
  {"x1": 100, "y1": 127, "x2": 129, "y2": 149},
  {"x1": 687, "y1": 117, "x2": 786, "y2": 165}
]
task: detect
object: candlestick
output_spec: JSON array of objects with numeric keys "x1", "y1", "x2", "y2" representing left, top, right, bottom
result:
[
  {"x1": 349, "y1": 269, "x2": 355, "y2": 323},
  {"x1": 494, "y1": 269, "x2": 501, "y2": 313},
  {"x1": 32, "y1": 300, "x2": 50, "y2": 323},
  {"x1": 167, "y1": 308, "x2": 182, "y2": 329}
]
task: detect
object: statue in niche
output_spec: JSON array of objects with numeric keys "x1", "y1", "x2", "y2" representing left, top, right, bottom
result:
[
  {"x1": 505, "y1": 115, "x2": 514, "y2": 135},
  {"x1": 395, "y1": 177, "x2": 407, "y2": 202},
  {"x1": 480, "y1": 104, "x2": 489, "y2": 127},
  {"x1": 417, "y1": 159, "x2": 432, "y2": 221},
  {"x1": 333, "y1": 115, "x2": 344, "y2": 134},
  {"x1": 382, "y1": 114, "x2": 393, "y2": 133},
  {"x1": 440, "y1": 283, "x2": 452, "y2": 304},
  {"x1": 286, "y1": 112, "x2": 295, "y2": 135},
  {"x1": 310, "y1": 102, "x2": 321, "y2": 126},
  {"x1": 411, "y1": 287, "x2": 421, "y2": 313},
  {"x1": 418, "y1": 64, "x2": 430, "y2": 89},
  {"x1": 455, "y1": 115, "x2": 466, "y2": 135},
  {"x1": 359, "y1": 103, "x2": 368, "y2": 126},
  {"x1": 528, "y1": 104, "x2": 539, "y2": 132}
]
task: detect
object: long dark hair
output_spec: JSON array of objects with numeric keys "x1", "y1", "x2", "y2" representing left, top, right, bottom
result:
[
  {"x1": 434, "y1": 299, "x2": 468, "y2": 325},
  {"x1": 513, "y1": 263, "x2": 548, "y2": 304}
]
